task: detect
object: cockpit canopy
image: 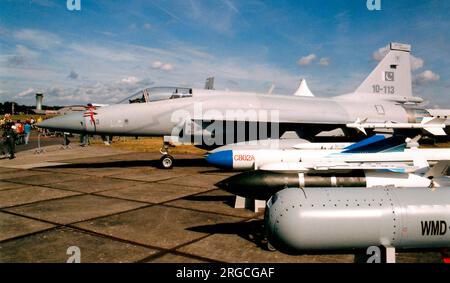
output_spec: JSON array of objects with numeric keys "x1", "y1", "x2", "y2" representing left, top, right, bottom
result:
[{"x1": 118, "y1": 87, "x2": 193, "y2": 104}]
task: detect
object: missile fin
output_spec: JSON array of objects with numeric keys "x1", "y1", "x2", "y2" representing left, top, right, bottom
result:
[
  {"x1": 343, "y1": 135, "x2": 406, "y2": 154},
  {"x1": 413, "y1": 157, "x2": 430, "y2": 175},
  {"x1": 421, "y1": 116, "x2": 446, "y2": 125},
  {"x1": 423, "y1": 127, "x2": 447, "y2": 136},
  {"x1": 343, "y1": 135, "x2": 386, "y2": 152},
  {"x1": 421, "y1": 117, "x2": 447, "y2": 136},
  {"x1": 425, "y1": 161, "x2": 450, "y2": 178}
]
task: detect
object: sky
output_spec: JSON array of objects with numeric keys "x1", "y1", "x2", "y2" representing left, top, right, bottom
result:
[{"x1": 0, "y1": 0, "x2": 449, "y2": 107}]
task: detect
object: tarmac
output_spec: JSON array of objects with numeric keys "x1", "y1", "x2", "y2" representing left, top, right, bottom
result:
[{"x1": 0, "y1": 140, "x2": 446, "y2": 263}]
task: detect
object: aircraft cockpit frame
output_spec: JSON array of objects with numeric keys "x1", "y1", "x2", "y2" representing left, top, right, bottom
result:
[{"x1": 120, "y1": 87, "x2": 193, "y2": 104}]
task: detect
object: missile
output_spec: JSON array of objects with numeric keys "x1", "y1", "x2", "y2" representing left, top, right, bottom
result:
[
  {"x1": 206, "y1": 145, "x2": 450, "y2": 171},
  {"x1": 205, "y1": 139, "x2": 353, "y2": 169},
  {"x1": 206, "y1": 135, "x2": 397, "y2": 170},
  {"x1": 265, "y1": 187, "x2": 450, "y2": 251},
  {"x1": 215, "y1": 170, "x2": 450, "y2": 200},
  {"x1": 346, "y1": 117, "x2": 446, "y2": 136},
  {"x1": 206, "y1": 135, "x2": 450, "y2": 172}
]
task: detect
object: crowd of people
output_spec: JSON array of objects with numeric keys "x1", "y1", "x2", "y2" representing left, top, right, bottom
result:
[
  {"x1": 1, "y1": 113, "x2": 113, "y2": 159},
  {"x1": 0, "y1": 114, "x2": 40, "y2": 159}
]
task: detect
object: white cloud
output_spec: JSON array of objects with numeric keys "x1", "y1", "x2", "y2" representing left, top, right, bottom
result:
[
  {"x1": 372, "y1": 44, "x2": 424, "y2": 71},
  {"x1": 152, "y1": 60, "x2": 173, "y2": 71},
  {"x1": 53, "y1": 78, "x2": 155, "y2": 104},
  {"x1": 121, "y1": 76, "x2": 139, "y2": 84},
  {"x1": 161, "y1": 63, "x2": 173, "y2": 71},
  {"x1": 411, "y1": 55, "x2": 424, "y2": 71},
  {"x1": 181, "y1": 47, "x2": 215, "y2": 60},
  {"x1": 2, "y1": 38, "x2": 302, "y2": 105},
  {"x1": 298, "y1": 54, "x2": 316, "y2": 66},
  {"x1": 14, "y1": 29, "x2": 61, "y2": 49},
  {"x1": 16, "y1": 88, "x2": 35, "y2": 98},
  {"x1": 152, "y1": 61, "x2": 163, "y2": 69},
  {"x1": 372, "y1": 45, "x2": 390, "y2": 61},
  {"x1": 319, "y1": 57, "x2": 330, "y2": 66},
  {"x1": 414, "y1": 70, "x2": 440, "y2": 85},
  {"x1": 143, "y1": 23, "x2": 152, "y2": 30}
]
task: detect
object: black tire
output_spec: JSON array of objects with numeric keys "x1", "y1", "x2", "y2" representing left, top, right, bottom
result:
[{"x1": 160, "y1": 154, "x2": 174, "y2": 169}]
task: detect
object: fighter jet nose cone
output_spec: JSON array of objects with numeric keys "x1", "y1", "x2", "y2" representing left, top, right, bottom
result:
[
  {"x1": 36, "y1": 119, "x2": 49, "y2": 128},
  {"x1": 206, "y1": 150, "x2": 233, "y2": 169},
  {"x1": 37, "y1": 112, "x2": 85, "y2": 133}
]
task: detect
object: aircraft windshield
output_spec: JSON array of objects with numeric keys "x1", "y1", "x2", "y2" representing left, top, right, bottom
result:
[{"x1": 118, "y1": 87, "x2": 193, "y2": 104}]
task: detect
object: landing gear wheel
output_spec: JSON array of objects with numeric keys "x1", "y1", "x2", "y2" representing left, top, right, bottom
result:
[
  {"x1": 160, "y1": 154, "x2": 174, "y2": 169},
  {"x1": 267, "y1": 241, "x2": 276, "y2": 252}
]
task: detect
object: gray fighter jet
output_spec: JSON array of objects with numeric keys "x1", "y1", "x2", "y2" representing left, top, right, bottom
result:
[{"x1": 38, "y1": 42, "x2": 447, "y2": 168}]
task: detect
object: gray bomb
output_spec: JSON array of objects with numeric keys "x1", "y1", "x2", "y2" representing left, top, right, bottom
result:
[{"x1": 265, "y1": 187, "x2": 450, "y2": 251}]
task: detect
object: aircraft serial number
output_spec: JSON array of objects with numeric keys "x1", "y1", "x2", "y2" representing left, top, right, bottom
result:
[{"x1": 372, "y1": 85, "x2": 395, "y2": 94}]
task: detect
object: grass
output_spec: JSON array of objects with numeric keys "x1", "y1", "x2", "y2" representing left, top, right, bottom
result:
[
  {"x1": 91, "y1": 136, "x2": 207, "y2": 155},
  {"x1": 10, "y1": 114, "x2": 56, "y2": 122},
  {"x1": 421, "y1": 141, "x2": 450, "y2": 148}
]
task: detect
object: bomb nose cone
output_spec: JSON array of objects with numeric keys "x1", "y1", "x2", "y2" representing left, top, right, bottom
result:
[
  {"x1": 206, "y1": 150, "x2": 233, "y2": 169},
  {"x1": 37, "y1": 112, "x2": 85, "y2": 133},
  {"x1": 215, "y1": 180, "x2": 229, "y2": 190},
  {"x1": 215, "y1": 171, "x2": 288, "y2": 200}
]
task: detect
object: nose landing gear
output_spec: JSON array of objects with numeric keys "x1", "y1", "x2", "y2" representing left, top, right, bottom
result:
[{"x1": 159, "y1": 140, "x2": 174, "y2": 169}]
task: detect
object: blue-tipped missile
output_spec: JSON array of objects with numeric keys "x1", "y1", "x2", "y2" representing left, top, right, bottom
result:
[
  {"x1": 206, "y1": 135, "x2": 450, "y2": 171},
  {"x1": 265, "y1": 187, "x2": 450, "y2": 251},
  {"x1": 206, "y1": 136, "x2": 386, "y2": 170}
]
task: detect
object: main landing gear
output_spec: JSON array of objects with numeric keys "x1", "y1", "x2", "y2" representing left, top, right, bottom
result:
[{"x1": 159, "y1": 140, "x2": 174, "y2": 169}]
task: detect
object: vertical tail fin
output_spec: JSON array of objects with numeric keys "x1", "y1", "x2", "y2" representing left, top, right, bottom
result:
[
  {"x1": 355, "y1": 43, "x2": 412, "y2": 98},
  {"x1": 204, "y1": 77, "x2": 215, "y2": 90}
]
